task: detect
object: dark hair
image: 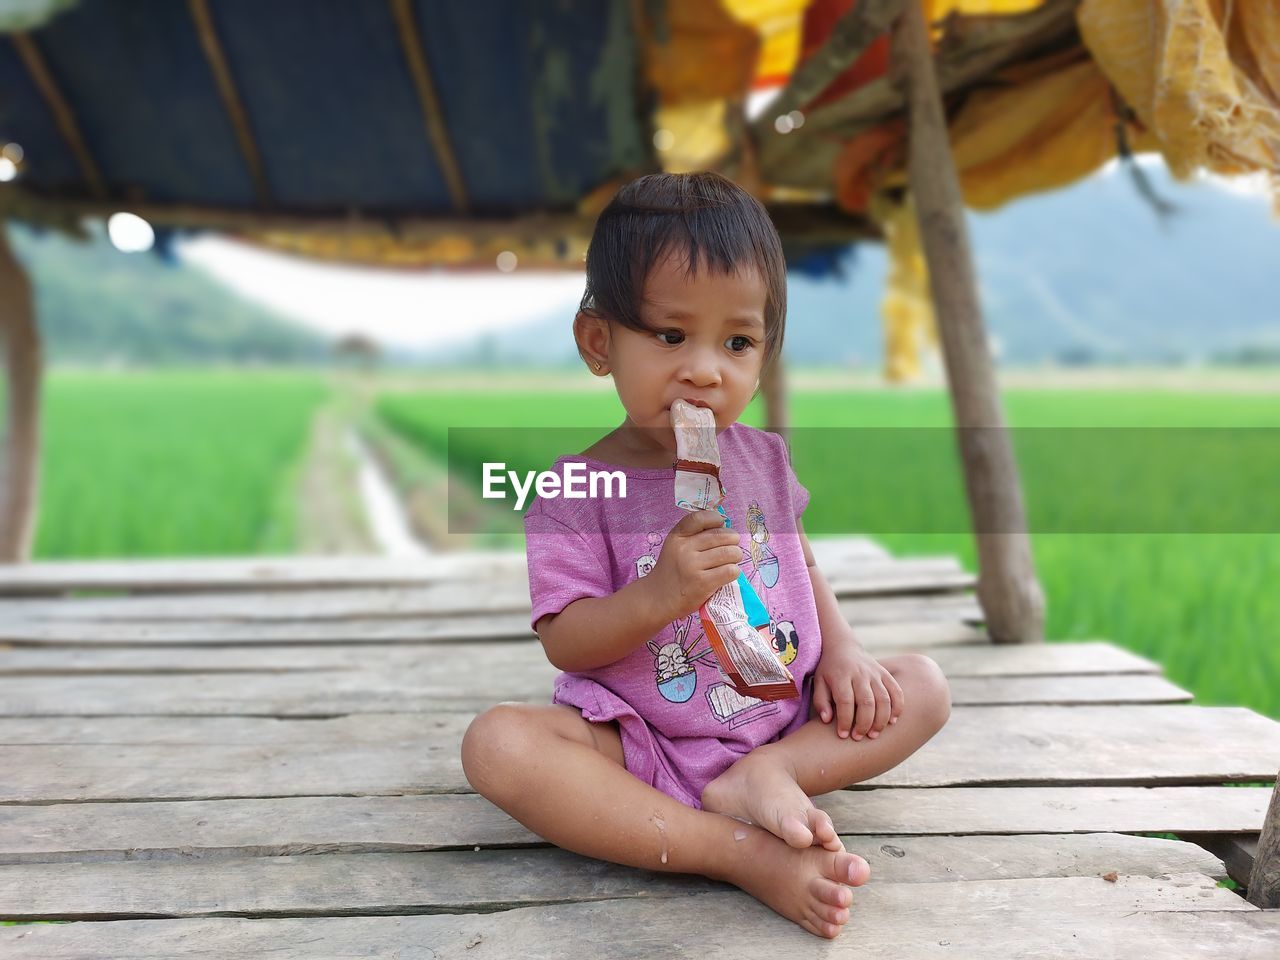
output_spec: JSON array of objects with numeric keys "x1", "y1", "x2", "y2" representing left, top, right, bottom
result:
[{"x1": 578, "y1": 171, "x2": 787, "y2": 381}]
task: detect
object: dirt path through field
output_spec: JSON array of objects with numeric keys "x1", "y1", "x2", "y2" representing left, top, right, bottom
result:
[{"x1": 294, "y1": 394, "x2": 378, "y2": 554}]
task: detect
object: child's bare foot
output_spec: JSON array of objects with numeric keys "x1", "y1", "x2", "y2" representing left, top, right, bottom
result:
[
  {"x1": 700, "y1": 750, "x2": 842, "y2": 851},
  {"x1": 721, "y1": 827, "x2": 871, "y2": 939}
]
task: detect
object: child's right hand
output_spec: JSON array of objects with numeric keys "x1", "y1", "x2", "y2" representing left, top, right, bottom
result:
[{"x1": 647, "y1": 509, "x2": 744, "y2": 622}]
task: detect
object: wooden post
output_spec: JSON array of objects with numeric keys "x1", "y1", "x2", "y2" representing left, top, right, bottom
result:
[
  {"x1": 761, "y1": 356, "x2": 788, "y2": 440},
  {"x1": 1248, "y1": 773, "x2": 1280, "y2": 907},
  {"x1": 0, "y1": 224, "x2": 41, "y2": 562},
  {"x1": 888, "y1": 1, "x2": 1045, "y2": 642}
]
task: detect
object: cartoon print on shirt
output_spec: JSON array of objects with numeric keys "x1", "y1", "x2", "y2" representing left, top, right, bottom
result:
[
  {"x1": 739, "y1": 499, "x2": 804, "y2": 667},
  {"x1": 771, "y1": 616, "x2": 799, "y2": 666},
  {"x1": 744, "y1": 501, "x2": 780, "y2": 590},
  {"x1": 635, "y1": 507, "x2": 791, "y2": 723},
  {"x1": 634, "y1": 531, "x2": 663, "y2": 580},
  {"x1": 647, "y1": 615, "x2": 718, "y2": 703},
  {"x1": 634, "y1": 536, "x2": 717, "y2": 704}
]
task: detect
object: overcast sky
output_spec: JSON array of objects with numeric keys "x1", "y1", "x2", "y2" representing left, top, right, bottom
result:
[
  {"x1": 175, "y1": 237, "x2": 586, "y2": 351},
  {"x1": 174, "y1": 159, "x2": 1274, "y2": 351}
]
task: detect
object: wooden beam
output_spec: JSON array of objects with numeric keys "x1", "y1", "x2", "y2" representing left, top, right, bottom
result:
[
  {"x1": 1248, "y1": 774, "x2": 1280, "y2": 907},
  {"x1": 888, "y1": 0, "x2": 1045, "y2": 642},
  {"x1": 8, "y1": 33, "x2": 106, "y2": 199},
  {"x1": 186, "y1": 0, "x2": 271, "y2": 206},
  {"x1": 0, "y1": 224, "x2": 41, "y2": 563},
  {"x1": 756, "y1": 0, "x2": 1082, "y2": 191},
  {"x1": 749, "y1": 0, "x2": 904, "y2": 143},
  {"x1": 761, "y1": 355, "x2": 788, "y2": 440},
  {"x1": 0, "y1": 187, "x2": 880, "y2": 247},
  {"x1": 762, "y1": 0, "x2": 1080, "y2": 167},
  {"x1": 388, "y1": 0, "x2": 469, "y2": 215}
]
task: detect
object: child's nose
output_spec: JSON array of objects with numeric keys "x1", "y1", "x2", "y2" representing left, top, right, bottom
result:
[{"x1": 677, "y1": 350, "x2": 723, "y2": 387}]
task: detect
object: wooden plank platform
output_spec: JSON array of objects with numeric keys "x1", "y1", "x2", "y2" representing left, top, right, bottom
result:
[
  {"x1": 1, "y1": 537, "x2": 1276, "y2": 958},
  {"x1": 0, "y1": 537, "x2": 890, "y2": 597}
]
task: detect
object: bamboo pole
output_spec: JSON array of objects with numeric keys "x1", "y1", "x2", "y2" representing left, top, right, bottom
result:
[
  {"x1": 888, "y1": 0, "x2": 1045, "y2": 642},
  {"x1": 187, "y1": 0, "x2": 271, "y2": 205},
  {"x1": 389, "y1": 0, "x2": 470, "y2": 215},
  {"x1": 10, "y1": 33, "x2": 105, "y2": 199},
  {"x1": 750, "y1": 0, "x2": 904, "y2": 140},
  {"x1": 0, "y1": 225, "x2": 41, "y2": 562},
  {"x1": 0, "y1": 188, "x2": 881, "y2": 247},
  {"x1": 761, "y1": 356, "x2": 788, "y2": 440},
  {"x1": 1247, "y1": 774, "x2": 1280, "y2": 907}
]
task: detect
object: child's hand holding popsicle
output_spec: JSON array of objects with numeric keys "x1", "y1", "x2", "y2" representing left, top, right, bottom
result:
[{"x1": 643, "y1": 509, "x2": 744, "y2": 622}]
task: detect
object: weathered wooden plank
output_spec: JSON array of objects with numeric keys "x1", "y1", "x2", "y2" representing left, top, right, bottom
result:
[
  {"x1": 0, "y1": 553, "x2": 529, "y2": 597},
  {"x1": 1, "y1": 706, "x2": 1276, "y2": 802},
  {"x1": 838, "y1": 594, "x2": 982, "y2": 624},
  {"x1": 940, "y1": 674, "x2": 1190, "y2": 706},
  {"x1": 0, "y1": 539, "x2": 893, "y2": 597},
  {"x1": 0, "y1": 560, "x2": 973, "y2": 622},
  {"x1": 0, "y1": 612, "x2": 541, "y2": 646},
  {"x1": 931, "y1": 640, "x2": 1162, "y2": 676},
  {"x1": 0, "y1": 670, "x2": 1192, "y2": 717},
  {"x1": 0, "y1": 835, "x2": 1229, "y2": 920},
  {"x1": 0, "y1": 613, "x2": 989, "y2": 649},
  {"x1": 1, "y1": 788, "x2": 1270, "y2": 865},
  {"x1": 809, "y1": 535, "x2": 891, "y2": 566},
  {"x1": 4, "y1": 876, "x2": 1274, "y2": 960},
  {"x1": 0, "y1": 636, "x2": 1150, "y2": 677}
]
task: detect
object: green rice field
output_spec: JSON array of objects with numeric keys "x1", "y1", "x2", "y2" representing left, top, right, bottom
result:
[
  {"x1": 378, "y1": 381, "x2": 1280, "y2": 721},
  {"x1": 33, "y1": 370, "x2": 327, "y2": 558},
  {"x1": 16, "y1": 369, "x2": 1278, "y2": 721}
]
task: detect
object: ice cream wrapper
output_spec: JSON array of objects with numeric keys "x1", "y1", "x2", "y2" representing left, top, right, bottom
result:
[{"x1": 670, "y1": 400, "x2": 797, "y2": 702}]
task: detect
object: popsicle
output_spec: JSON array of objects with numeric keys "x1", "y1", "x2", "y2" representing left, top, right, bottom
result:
[{"x1": 670, "y1": 400, "x2": 798, "y2": 702}]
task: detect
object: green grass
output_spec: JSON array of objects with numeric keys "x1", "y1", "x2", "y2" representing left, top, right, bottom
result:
[
  {"x1": 33, "y1": 370, "x2": 328, "y2": 558},
  {"x1": 377, "y1": 383, "x2": 1280, "y2": 721}
]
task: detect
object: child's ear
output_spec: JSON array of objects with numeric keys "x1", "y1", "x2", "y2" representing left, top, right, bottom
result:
[{"x1": 573, "y1": 310, "x2": 611, "y2": 374}]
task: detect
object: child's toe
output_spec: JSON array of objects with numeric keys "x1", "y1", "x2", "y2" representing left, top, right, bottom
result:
[
  {"x1": 808, "y1": 808, "x2": 842, "y2": 850},
  {"x1": 826, "y1": 851, "x2": 870, "y2": 887},
  {"x1": 813, "y1": 877, "x2": 852, "y2": 908},
  {"x1": 779, "y1": 811, "x2": 814, "y2": 848}
]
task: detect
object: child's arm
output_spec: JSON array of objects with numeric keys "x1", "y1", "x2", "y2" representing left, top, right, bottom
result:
[
  {"x1": 802, "y1": 516, "x2": 906, "y2": 737},
  {"x1": 798, "y1": 519, "x2": 863, "y2": 650},
  {"x1": 535, "y1": 574, "x2": 672, "y2": 672},
  {"x1": 535, "y1": 508, "x2": 740, "y2": 673}
]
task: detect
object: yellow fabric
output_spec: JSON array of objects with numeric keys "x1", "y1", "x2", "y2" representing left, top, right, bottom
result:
[
  {"x1": 873, "y1": 0, "x2": 1280, "y2": 381},
  {"x1": 925, "y1": 0, "x2": 1046, "y2": 20},
  {"x1": 237, "y1": 231, "x2": 590, "y2": 269},
  {"x1": 720, "y1": 0, "x2": 809, "y2": 83},
  {"x1": 879, "y1": 53, "x2": 1163, "y2": 209},
  {"x1": 872, "y1": 192, "x2": 939, "y2": 382},
  {"x1": 646, "y1": 0, "x2": 759, "y2": 105},
  {"x1": 873, "y1": 49, "x2": 1157, "y2": 380},
  {"x1": 653, "y1": 100, "x2": 734, "y2": 174},
  {"x1": 721, "y1": 0, "x2": 1052, "y2": 87},
  {"x1": 1077, "y1": 0, "x2": 1280, "y2": 211}
]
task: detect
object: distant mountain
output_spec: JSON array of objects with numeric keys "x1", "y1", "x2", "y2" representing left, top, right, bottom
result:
[
  {"x1": 8, "y1": 222, "x2": 331, "y2": 365},
  {"x1": 415, "y1": 161, "x2": 1280, "y2": 369}
]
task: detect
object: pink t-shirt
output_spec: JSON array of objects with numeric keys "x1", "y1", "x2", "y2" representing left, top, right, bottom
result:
[{"x1": 522, "y1": 421, "x2": 820, "y2": 808}]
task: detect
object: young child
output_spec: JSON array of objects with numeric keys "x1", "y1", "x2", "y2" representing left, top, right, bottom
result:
[{"x1": 461, "y1": 172, "x2": 952, "y2": 941}]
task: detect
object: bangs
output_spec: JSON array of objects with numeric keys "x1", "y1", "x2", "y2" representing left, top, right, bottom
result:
[{"x1": 579, "y1": 172, "x2": 787, "y2": 372}]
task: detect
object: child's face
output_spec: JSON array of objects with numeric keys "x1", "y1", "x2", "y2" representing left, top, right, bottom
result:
[{"x1": 608, "y1": 249, "x2": 768, "y2": 454}]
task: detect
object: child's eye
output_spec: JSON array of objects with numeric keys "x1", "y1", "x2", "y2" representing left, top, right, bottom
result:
[
  {"x1": 656, "y1": 330, "x2": 684, "y2": 346},
  {"x1": 726, "y1": 335, "x2": 754, "y2": 353}
]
